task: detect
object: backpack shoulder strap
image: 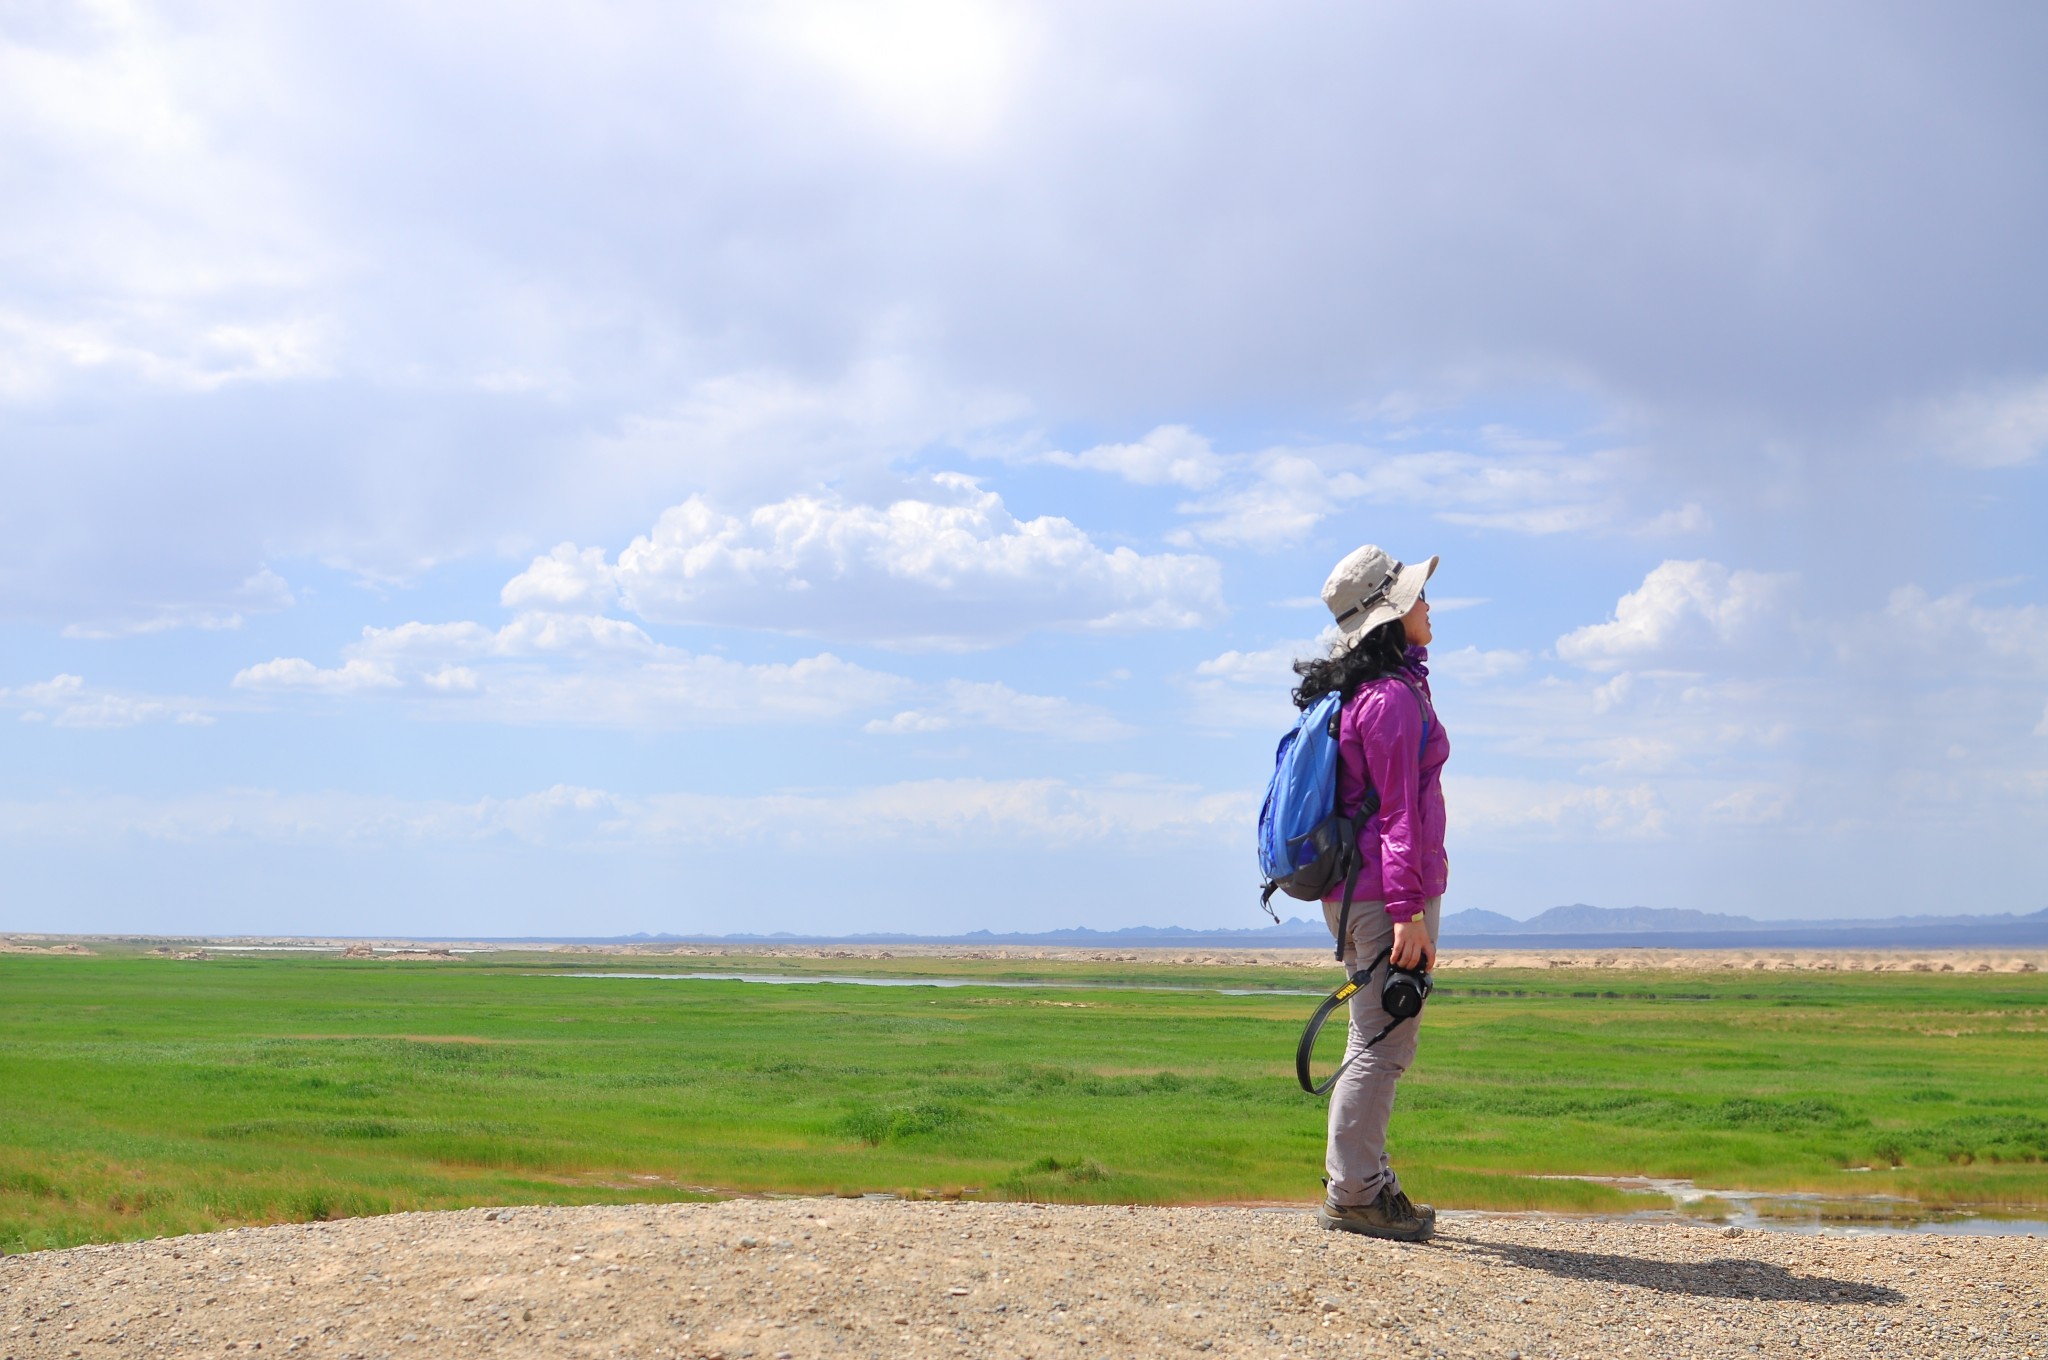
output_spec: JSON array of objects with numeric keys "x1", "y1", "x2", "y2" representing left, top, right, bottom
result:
[{"x1": 1396, "y1": 674, "x2": 1433, "y2": 757}]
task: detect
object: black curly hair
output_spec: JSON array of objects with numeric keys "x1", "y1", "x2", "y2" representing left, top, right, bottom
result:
[{"x1": 1291, "y1": 618, "x2": 1413, "y2": 710}]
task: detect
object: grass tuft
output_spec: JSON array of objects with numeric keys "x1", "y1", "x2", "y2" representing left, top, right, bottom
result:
[{"x1": 841, "y1": 1100, "x2": 975, "y2": 1146}]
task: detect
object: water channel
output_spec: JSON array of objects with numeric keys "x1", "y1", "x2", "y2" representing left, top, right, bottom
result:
[{"x1": 550, "y1": 970, "x2": 1328, "y2": 996}]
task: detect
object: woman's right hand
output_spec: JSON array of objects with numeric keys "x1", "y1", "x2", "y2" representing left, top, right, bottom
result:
[{"x1": 1390, "y1": 917, "x2": 1436, "y2": 971}]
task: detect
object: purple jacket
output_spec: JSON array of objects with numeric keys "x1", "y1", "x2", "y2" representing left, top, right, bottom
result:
[{"x1": 1323, "y1": 648, "x2": 1449, "y2": 923}]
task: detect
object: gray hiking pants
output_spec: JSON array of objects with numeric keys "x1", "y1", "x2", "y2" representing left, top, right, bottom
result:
[{"x1": 1321, "y1": 895, "x2": 1442, "y2": 1207}]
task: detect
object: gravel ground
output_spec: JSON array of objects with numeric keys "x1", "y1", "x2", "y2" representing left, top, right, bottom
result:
[{"x1": 5, "y1": 1201, "x2": 2043, "y2": 1360}]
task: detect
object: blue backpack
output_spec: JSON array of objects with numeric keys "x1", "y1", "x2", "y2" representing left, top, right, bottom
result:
[{"x1": 1257, "y1": 681, "x2": 1430, "y2": 960}]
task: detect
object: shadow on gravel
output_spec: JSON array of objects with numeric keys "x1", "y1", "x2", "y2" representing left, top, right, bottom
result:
[{"x1": 1441, "y1": 1236, "x2": 1905, "y2": 1306}]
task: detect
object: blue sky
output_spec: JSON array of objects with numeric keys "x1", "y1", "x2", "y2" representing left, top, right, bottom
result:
[{"x1": 4, "y1": 1, "x2": 2047, "y2": 936}]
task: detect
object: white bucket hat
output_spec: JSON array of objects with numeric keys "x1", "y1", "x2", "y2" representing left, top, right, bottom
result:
[{"x1": 1321, "y1": 544, "x2": 1439, "y2": 651}]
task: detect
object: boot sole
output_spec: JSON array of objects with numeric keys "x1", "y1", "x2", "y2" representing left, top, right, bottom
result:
[{"x1": 1316, "y1": 1209, "x2": 1433, "y2": 1242}]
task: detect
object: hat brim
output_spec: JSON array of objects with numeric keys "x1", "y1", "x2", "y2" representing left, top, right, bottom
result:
[{"x1": 1333, "y1": 554, "x2": 1438, "y2": 650}]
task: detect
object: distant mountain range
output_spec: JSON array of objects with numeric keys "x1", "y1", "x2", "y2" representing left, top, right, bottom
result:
[
  {"x1": 1435, "y1": 903, "x2": 2048, "y2": 948},
  {"x1": 561, "y1": 903, "x2": 2048, "y2": 950}
]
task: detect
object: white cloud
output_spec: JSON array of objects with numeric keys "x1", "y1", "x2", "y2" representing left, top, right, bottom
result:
[
  {"x1": 59, "y1": 567, "x2": 297, "y2": 640},
  {"x1": 1174, "y1": 452, "x2": 1345, "y2": 547},
  {"x1": 635, "y1": 776, "x2": 1249, "y2": 849},
  {"x1": 864, "y1": 680, "x2": 1130, "y2": 740},
  {"x1": 1708, "y1": 785, "x2": 1793, "y2": 825},
  {"x1": 1442, "y1": 662, "x2": 1803, "y2": 806},
  {"x1": 1478, "y1": 424, "x2": 1564, "y2": 455},
  {"x1": 237, "y1": 560, "x2": 1164, "y2": 730},
  {"x1": 1578, "y1": 736, "x2": 1687, "y2": 776},
  {"x1": 61, "y1": 607, "x2": 245, "y2": 641},
  {"x1": 1590, "y1": 671, "x2": 1640, "y2": 714},
  {"x1": 501, "y1": 543, "x2": 618, "y2": 614},
  {"x1": 0, "y1": 777, "x2": 1249, "y2": 851},
  {"x1": 1437, "y1": 503, "x2": 1618, "y2": 535},
  {"x1": 237, "y1": 566, "x2": 297, "y2": 611},
  {"x1": 1170, "y1": 442, "x2": 1702, "y2": 549},
  {"x1": 1, "y1": 674, "x2": 213, "y2": 728},
  {"x1": 421, "y1": 666, "x2": 481, "y2": 694},
  {"x1": 1365, "y1": 447, "x2": 1625, "y2": 515},
  {"x1": 1178, "y1": 635, "x2": 1335, "y2": 731},
  {"x1": 1035, "y1": 425, "x2": 1226, "y2": 489},
  {"x1": 1636, "y1": 503, "x2": 1712, "y2": 536},
  {"x1": 235, "y1": 625, "x2": 910, "y2": 728},
  {"x1": 1446, "y1": 775, "x2": 1667, "y2": 839},
  {"x1": 863, "y1": 709, "x2": 953, "y2": 736},
  {"x1": 0, "y1": 6, "x2": 331, "y2": 402},
  {"x1": 233, "y1": 658, "x2": 403, "y2": 694},
  {"x1": 355, "y1": 613, "x2": 659, "y2": 662},
  {"x1": 1191, "y1": 639, "x2": 1329, "y2": 689},
  {"x1": 570, "y1": 358, "x2": 1030, "y2": 521},
  {"x1": 14, "y1": 315, "x2": 330, "y2": 395},
  {"x1": 259, "y1": 602, "x2": 1143, "y2": 735},
  {"x1": 1847, "y1": 585, "x2": 2048, "y2": 677},
  {"x1": 1916, "y1": 375, "x2": 2048, "y2": 468},
  {"x1": 1556, "y1": 560, "x2": 1795, "y2": 668},
  {"x1": 611, "y1": 476, "x2": 1224, "y2": 647},
  {"x1": 1428, "y1": 646, "x2": 1529, "y2": 684},
  {"x1": 739, "y1": 0, "x2": 1040, "y2": 155},
  {"x1": 441, "y1": 653, "x2": 909, "y2": 727}
]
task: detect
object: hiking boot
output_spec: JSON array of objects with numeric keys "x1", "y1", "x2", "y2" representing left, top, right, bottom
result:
[
  {"x1": 1387, "y1": 1187, "x2": 1436, "y2": 1232},
  {"x1": 1318, "y1": 1185, "x2": 1434, "y2": 1241}
]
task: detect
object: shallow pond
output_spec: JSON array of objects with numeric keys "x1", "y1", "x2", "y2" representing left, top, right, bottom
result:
[{"x1": 1535, "y1": 1175, "x2": 2048, "y2": 1237}]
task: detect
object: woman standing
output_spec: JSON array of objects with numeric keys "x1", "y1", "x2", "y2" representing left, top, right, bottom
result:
[{"x1": 1292, "y1": 544, "x2": 1449, "y2": 1241}]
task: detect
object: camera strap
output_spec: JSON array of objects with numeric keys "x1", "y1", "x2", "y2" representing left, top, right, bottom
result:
[{"x1": 1294, "y1": 946, "x2": 1426, "y2": 1095}]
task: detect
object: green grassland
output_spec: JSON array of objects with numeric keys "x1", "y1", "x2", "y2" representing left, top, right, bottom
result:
[{"x1": 3, "y1": 950, "x2": 2045, "y2": 1253}]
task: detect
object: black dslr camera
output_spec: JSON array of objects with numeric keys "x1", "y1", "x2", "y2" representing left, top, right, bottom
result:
[{"x1": 1379, "y1": 957, "x2": 1432, "y2": 1022}]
